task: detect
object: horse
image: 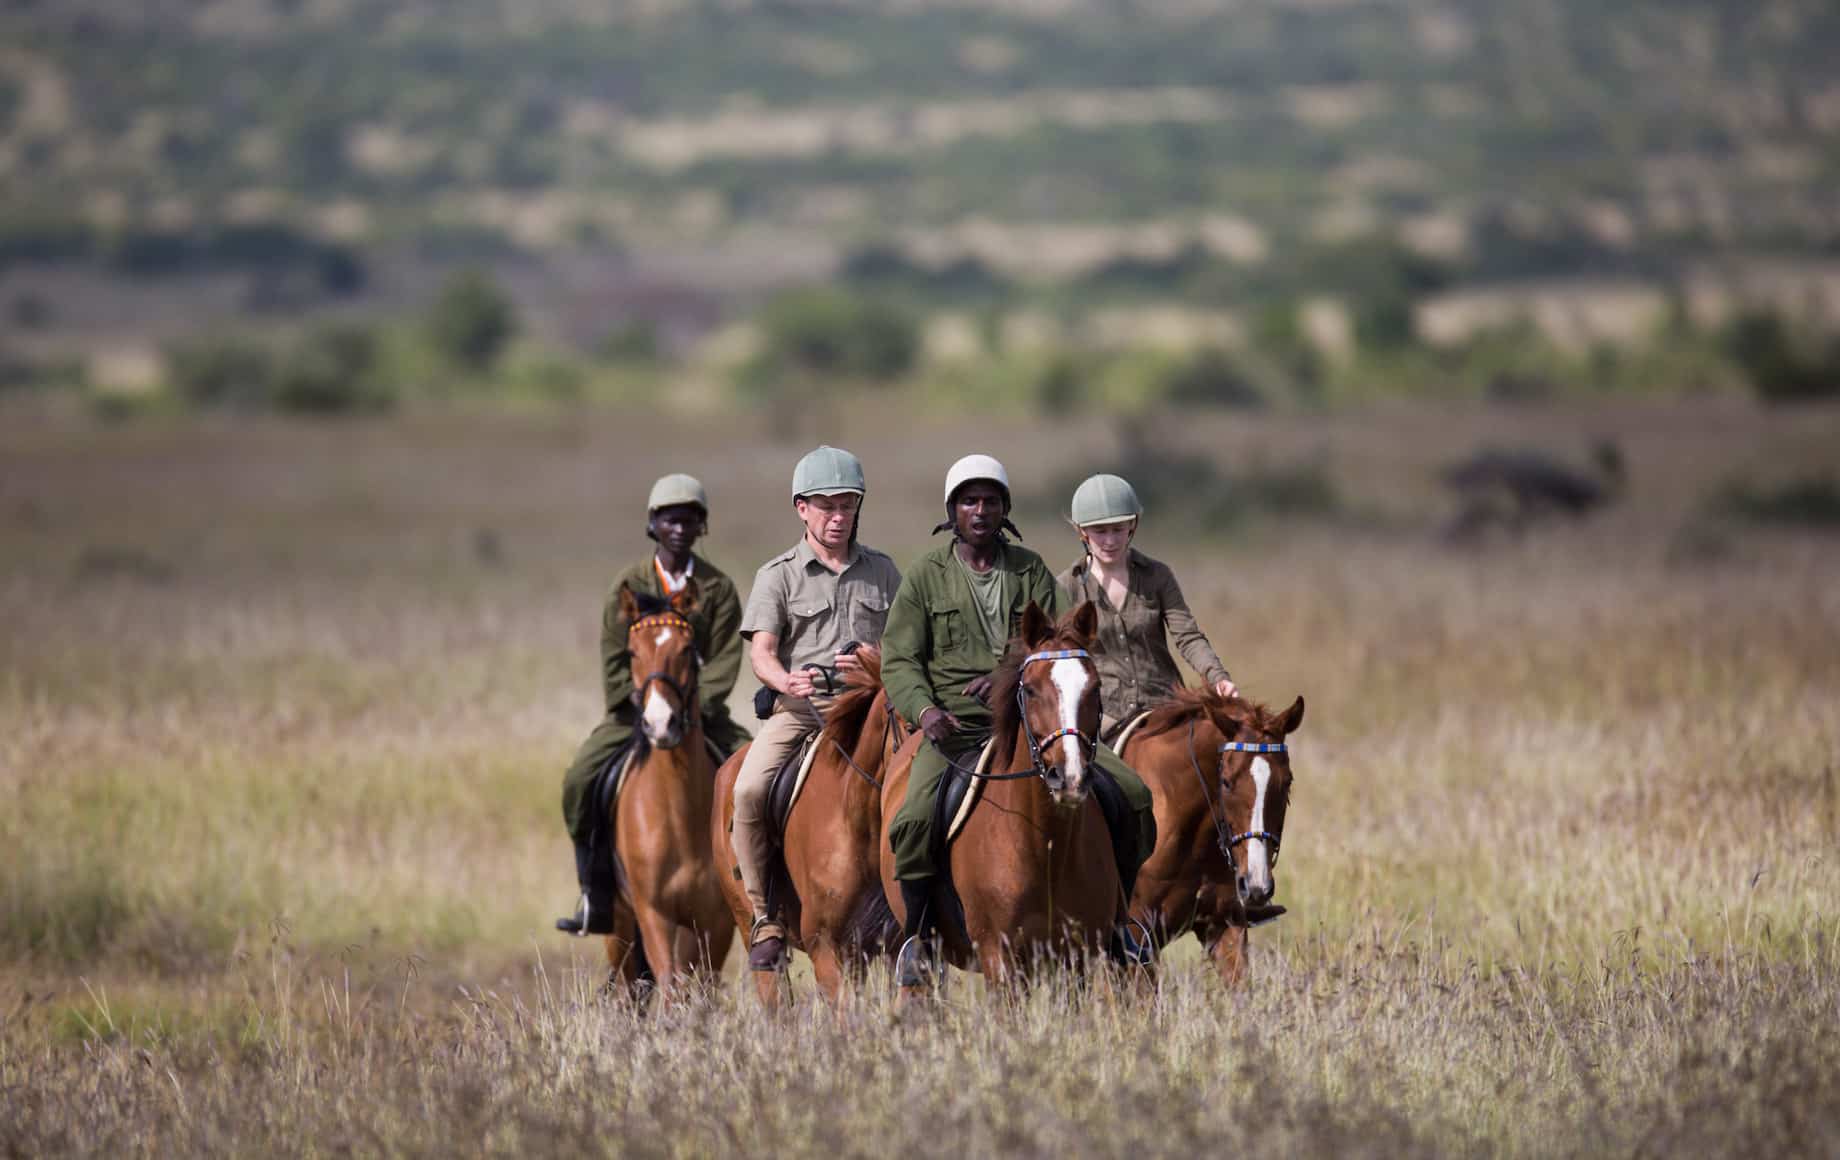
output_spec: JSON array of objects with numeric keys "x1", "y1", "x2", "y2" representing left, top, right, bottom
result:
[
  {"x1": 713, "y1": 647, "x2": 907, "y2": 1009},
  {"x1": 603, "y1": 584, "x2": 735, "y2": 998},
  {"x1": 878, "y1": 600, "x2": 1121, "y2": 998},
  {"x1": 1118, "y1": 689, "x2": 1302, "y2": 985}
]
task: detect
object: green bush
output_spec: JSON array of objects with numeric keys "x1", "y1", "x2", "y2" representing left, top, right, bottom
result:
[
  {"x1": 1724, "y1": 309, "x2": 1840, "y2": 403},
  {"x1": 426, "y1": 270, "x2": 518, "y2": 372},
  {"x1": 1719, "y1": 476, "x2": 1840, "y2": 529},
  {"x1": 272, "y1": 324, "x2": 394, "y2": 413},
  {"x1": 752, "y1": 290, "x2": 918, "y2": 383},
  {"x1": 164, "y1": 337, "x2": 278, "y2": 410}
]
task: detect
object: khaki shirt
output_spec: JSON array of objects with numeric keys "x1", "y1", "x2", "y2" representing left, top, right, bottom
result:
[
  {"x1": 1056, "y1": 549, "x2": 1230, "y2": 727},
  {"x1": 742, "y1": 538, "x2": 901, "y2": 699}
]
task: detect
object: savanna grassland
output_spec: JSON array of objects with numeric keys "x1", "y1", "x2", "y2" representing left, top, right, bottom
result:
[{"x1": 2, "y1": 397, "x2": 1838, "y2": 1156}]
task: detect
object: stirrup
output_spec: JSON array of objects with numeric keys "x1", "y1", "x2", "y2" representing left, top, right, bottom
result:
[
  {"x1": 894, "y1": 934, "x2": 938, "y2": 989},
  {"x1": 556, "y1": 891, "x2": 615, "y2": 937}
]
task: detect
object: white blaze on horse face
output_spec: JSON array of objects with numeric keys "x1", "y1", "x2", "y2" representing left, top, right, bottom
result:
[
  {"x1": 641, "y1": 684, "x2": 675, "y2": 741},
  {"x1": 654, "y1": 627, "x2": 675, "y2": 648},
  {"x1": 1245, "y1": 757, "x2": 1274, "y2": 893},
  {"x1": 1048, "y1": 659, "x2": 1089, "y2": 795}
]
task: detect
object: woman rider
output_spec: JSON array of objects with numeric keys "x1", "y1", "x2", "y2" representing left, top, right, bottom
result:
[
  {"x1": 1056, "y1": 474, "x2": 1236, "y2": 744},
  {"x1": 555, "y1": 473, "x2": 751, "y2": 936}
]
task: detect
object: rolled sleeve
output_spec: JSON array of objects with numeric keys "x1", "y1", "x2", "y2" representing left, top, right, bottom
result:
[{"x1": 740, "y1": 561, "x2": 789, "y2": 640}]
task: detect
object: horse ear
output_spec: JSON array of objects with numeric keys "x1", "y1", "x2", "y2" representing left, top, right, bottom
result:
[
  {"x1": 671, "y1": 585, "x2": 698, "y2": 616},
  {"x1": 1278, "y1": 695, "x2": 1305, "y2": 735},
  {"x1": 1020, "y1": 600, "x2": 1053, "y2": 647},
  {"x1": 618, "y1": 583, "x2": 640, "y2": 624},
  {"x1": 1065, "y1": 600, "x2": 1098, "y2": 646}
]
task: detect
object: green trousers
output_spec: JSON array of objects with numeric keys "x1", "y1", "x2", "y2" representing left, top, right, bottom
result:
[
  {"x1": 889, "y1": 736, "x2": 1156, "y2": 883},
  {"x1": 559, "y1": 708, "x2": 749, "y2": 843}
]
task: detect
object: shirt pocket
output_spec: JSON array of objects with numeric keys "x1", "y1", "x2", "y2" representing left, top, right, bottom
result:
[
  {"x1": 787, "y1": 594, "x2": 834, "y2": 654},
  {"x1": 852, "y1": 590, "x2": 891, "y2": 644},
  {"x1": 929, "y1": 609, "x2": 966, "y2": 656}
]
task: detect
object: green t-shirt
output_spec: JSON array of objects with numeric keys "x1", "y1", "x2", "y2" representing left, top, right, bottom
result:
[{"x1": 955, "y1": 550, "x2": 1008, "y2": 652}]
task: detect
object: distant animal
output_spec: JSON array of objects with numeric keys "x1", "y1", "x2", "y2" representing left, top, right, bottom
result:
[
  {"x1": 1115, "y1": 690, "x2": 1302, "y2": 986},
  {"x1": 877, "y1": 602, "x2": 1122, "y2": 1000},
  {"x1": 712, "y1": 647, "x2": 907, "y2": 1011},
  {"x1": 1439, "y1": 439, "x2": 1625, "y2": 542},
  {"x1": 603, "y1": 585, "x2": 735, "y2": 998}
]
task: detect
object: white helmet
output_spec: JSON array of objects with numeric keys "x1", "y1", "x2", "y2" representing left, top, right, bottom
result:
[{"x1": 943, "y1": 454, "x2": 1010, "y2": 506}]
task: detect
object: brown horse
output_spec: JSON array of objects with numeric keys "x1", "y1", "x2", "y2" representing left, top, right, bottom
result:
[
  {"x1": 1119, "y1": 690, "x2": 1302, "y2": 985},
  {"x1": 878, "y1": 601, "x2": 1120, "y2": 996},
  {"x1": 605, "y1": 585, "x2": 735, "y2": 998},
  {"x1": 713, "y1": 647, "x2": 906, "y2": 1009}
]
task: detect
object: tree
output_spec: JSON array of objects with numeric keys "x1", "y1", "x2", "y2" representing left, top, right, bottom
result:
[{"x1": 426, "y1": 269, "x2": 518, "y2": 372}]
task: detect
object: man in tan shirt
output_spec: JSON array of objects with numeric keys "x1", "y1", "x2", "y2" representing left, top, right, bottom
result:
[{"x1": 733, "y1": 446, "x2": 903, "y2": 971}]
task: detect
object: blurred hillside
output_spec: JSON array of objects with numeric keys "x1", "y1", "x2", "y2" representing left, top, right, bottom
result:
[{"x1": 4, "y1": 0, "x2": 1840, "y2": 406}]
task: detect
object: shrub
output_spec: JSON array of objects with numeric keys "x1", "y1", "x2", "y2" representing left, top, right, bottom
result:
[
  {"x1": 752, "y1": 290, "x2": 918, "y2": 383},
  {"x1": 272, "y1": 324, "x2": 394, "y2": 414},
  {"x1": 1718, "y1": 475, "x2": 1840, "y2": 529},
  {"x1": 426, "y1": 270, "x2": 518, "y2": 372},
  {"x1": 164, "y1": 337, "x2": 278, "y2": 410},
  {"x1": 1724, "y1": 309, "x2": 1840, "y2": 403}
]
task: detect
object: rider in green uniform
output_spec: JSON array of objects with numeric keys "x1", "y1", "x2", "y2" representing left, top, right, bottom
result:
[
  {"x1": 879, "y1": 455, "x2": 1157, "y2": 977},
  {"x1": 555, "y1": 474, "x2": 751, "y2": 937}
]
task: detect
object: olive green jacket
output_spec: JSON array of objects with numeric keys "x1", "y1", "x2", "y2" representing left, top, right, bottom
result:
[
  {"x1": 1056, "y1": 549, "x2": 1229, "y2": 726},
  {"x1": 598, "y1": 553, "x2": 744, "y2": 724},
  {"x1": 881, "y1": 539, "x2": 1063, "y2": 732}
]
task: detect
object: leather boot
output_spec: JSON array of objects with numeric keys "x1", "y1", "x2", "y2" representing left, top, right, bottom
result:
[
  {"x1": 555, "y1": 836, "x2": 617, "y2": 936},
  {"x1": 894, "y1": 878, "x2": 938, "y2": 987},
  {"x1": 747, "y1": 914, "x2": 787, "y2": 972}
]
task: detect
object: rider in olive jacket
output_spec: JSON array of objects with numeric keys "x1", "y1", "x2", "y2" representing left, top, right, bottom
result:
[{"x1": 880, "y1": 455, "x2": 1157, "y2": 973}]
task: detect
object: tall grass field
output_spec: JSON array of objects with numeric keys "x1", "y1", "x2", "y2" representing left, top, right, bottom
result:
[{"x1": 3, "y1": 398, "x2": 1837, "y2": 1156}]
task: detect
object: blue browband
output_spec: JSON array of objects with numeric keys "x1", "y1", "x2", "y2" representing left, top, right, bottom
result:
[
  {"x1": 1022, "y1": 649, "x2": 1091, "y2": 665},
  {"x1": 1221, "y1": 741, "x2": 1288, "y2": 754}
]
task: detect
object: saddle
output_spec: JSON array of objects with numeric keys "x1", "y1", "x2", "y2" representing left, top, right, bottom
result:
[
  {"x1": 763, "y1": 731, "x2": 824, "y2": 844},
  {"x1": 927, "y1": 735, "x2": 1138, "y2": 898}
]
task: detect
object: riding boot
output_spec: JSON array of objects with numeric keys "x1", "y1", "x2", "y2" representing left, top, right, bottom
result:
[
  {"x1": 747, "y1": 914, "x2": 787, "y2": 973},
  {"x1": 555, "y1": 836, "x2": 618, "y2": 936},
  {"x1": 894, "y1": 878, "x2": 938, "y2": 987}
]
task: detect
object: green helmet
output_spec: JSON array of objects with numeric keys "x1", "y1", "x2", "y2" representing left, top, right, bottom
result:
[
  {"x1": 1069, "y1": 474, "x2": 1142, "y2": 527},
  {"x1": 647, "y1": 473, "x2": 708, "y2": 514},
  {"x1": 791, "y1": 445, "x2": 866, "y2": 499}
]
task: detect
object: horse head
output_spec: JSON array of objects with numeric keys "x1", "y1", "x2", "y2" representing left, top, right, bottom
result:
[
  {"x1": 1003, "y1": 600, "x2": 1103, "y2": 807},
  {"x1": 622, "y1": 584, "x2": 700, "y2": 750},
  {"x1": 1214, "y1": 695, "x2": 1303, "y2": 910}
]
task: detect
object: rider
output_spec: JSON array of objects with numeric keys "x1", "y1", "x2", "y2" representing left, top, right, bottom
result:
[
  {"x1": 555, "y1": 473, "x2": 751, "y2": 936},
  {"x1": 731, "y1": 446, "x2": 902, "y2": 971},
  {"x1": 879, "y1": 455, "x2": 1157, "y2": 974},
  {"x1": 1057, "y1": 474, "x2": 1236, "y2": 741}
]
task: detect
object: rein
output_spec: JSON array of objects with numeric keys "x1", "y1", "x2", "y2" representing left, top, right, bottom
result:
[{"x1": 950, "y1": 648, "x2": 1101, "y2": 783}]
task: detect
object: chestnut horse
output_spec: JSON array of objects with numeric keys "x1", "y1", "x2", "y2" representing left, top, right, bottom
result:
[
  {"x1": 1120, "y1": 690, "x2": 1302, "y2": 984},
  {"x1": 605, "y1": 586, "x2": 735, "y2": 997},
  {"x1": 878, "y1": 602, "x2": 1120, "y2": 996},
  {"x1": 713, "y1": 647, "x2": 906, "y2": 1009}
]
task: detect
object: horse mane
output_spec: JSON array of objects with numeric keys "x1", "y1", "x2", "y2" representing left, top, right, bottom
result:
[
  {"x1": 1136, "y1": 686, "x2": 1289, "y2": 742},
  {"x1": 816, "y1": 645, "x2": 886, "y2": 750},
  {"x1": 628, "y1": 588, "x2": 674, "y2": 619}
]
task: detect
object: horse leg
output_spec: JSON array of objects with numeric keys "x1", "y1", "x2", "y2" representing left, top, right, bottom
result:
[
  {"x1": 808, "y1": 938, "x2": 853, "y2": 1011},
  {"x1": 632, "y1": 905, "x2": 684, "y2": 1001},
  {"x1": 1207, "y1": 923, "x2": 1251, "y2": 987}
]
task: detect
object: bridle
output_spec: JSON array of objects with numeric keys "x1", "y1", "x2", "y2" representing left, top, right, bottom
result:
[
  {"x1": 629, "y1": 612, "x2": 699, "y2": 726},
  {"x1": 1005, "y1": 647, "x2": 1100, "y2": 782},
  {"x1": 1183, "y1": 718, "x2": 1287, "y2": 861}
]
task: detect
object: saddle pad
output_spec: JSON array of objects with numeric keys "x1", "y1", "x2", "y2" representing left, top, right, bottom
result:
[
  {"x1": 943, "y1": 736, "x2": 1000, "y2": 844},
  {"x1": 1110, "y1": 710, "x2": 1154, "y2": 757}
]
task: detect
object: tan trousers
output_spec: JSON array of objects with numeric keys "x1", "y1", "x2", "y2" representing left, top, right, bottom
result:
[{"x1": 731, "y1": 698, "x2": 825, "y2": 921}]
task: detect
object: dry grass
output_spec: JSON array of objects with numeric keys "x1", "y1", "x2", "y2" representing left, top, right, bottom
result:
[{"x1": 2, "y1": 398, "x2": 1837, "y2": 1155}]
